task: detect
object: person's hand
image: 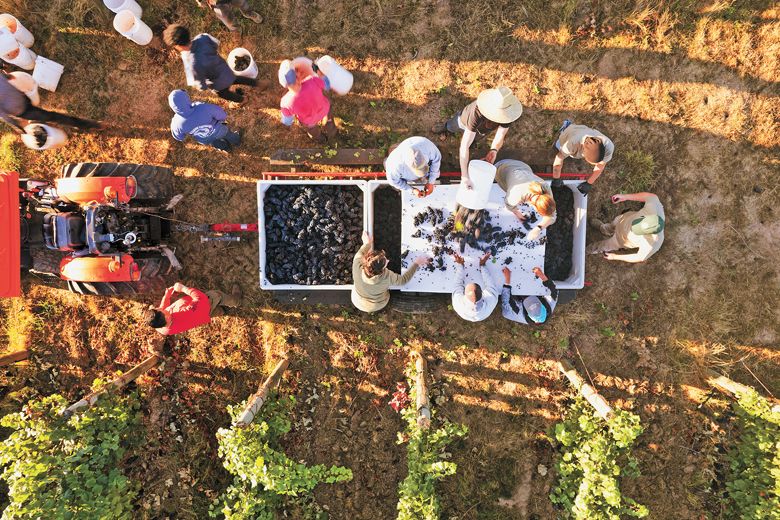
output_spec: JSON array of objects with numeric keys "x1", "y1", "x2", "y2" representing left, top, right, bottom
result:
[
  {"x1": 603, "y1": 252, "x2": 615, "y2": 260},
  {"x1": 611, "y1": 194, "x2": 626, "y2": 204},
  {"x1": 483, "y1": 149, "x2": 498, "y2": 164},
  {"x1": 452, "y1": 252, "x2": 465, "y2": 265},
  {"x1": 479, "y1": 251, "x2": 491, "y2": 266},
  {"x1": 462, "y1": 177, "x2": 474, "y2": 190},
  {"x1": 413, "y1": 188, "x2": 424, "y2": 198},
  {"x1": 551, "y1": 178, "x2": 564, "y2": 189},
  {"x1": 527, "y1": 226, "x2": 542, "y2": 241},
  {"x1": 577, "y1": 181, "x2": 592, "y2": 195},
  {"x1": 532, "y1": 267, "x2": 548, "y2": 281},
  {"x1": 502, "y1": 266, "x2": 511, "y2": 283},
  {"x1": 172, "y1": 282, "x2": 185, "y2": 292},
  {"x1": 362, "y1": 231, "x2": 372, "y2": 245},
  {"x1": 423, "y1": 183, "x2": 434, "y2": 196},
  {"x1": 413, "y1": 256, "x2": 431, "y2": 266},
  {"x1": 513, "y1": 209, "x2": 527, "y2": 221}
]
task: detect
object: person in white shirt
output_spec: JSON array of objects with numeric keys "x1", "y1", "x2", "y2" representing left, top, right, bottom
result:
[
  {"x1": 495, "y1": 159, "x2": 557, "y2": 241},
  {"x1": 587, "y1": 192, "x2": 665, "y2": 263},
  {"x1": 451, "y1": 251, "x2": 498, "y2": 322},
  {"x1": 501, "y1": 266, "x2": 558, "y2": 324},
  {"x1": 384, "y1": 136, "x2": 441, "y2": 197}
]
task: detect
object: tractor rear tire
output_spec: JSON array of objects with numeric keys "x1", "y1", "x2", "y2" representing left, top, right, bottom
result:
[
  {"x1": 61, "y1": 162, "x2": 174, "y2": 205},
  {"x1": 30, "y1": 249, "x2": 67, "y2": 277},
  {"x1": 65, "y1": 257, "x2": 171, "y2": 297}
]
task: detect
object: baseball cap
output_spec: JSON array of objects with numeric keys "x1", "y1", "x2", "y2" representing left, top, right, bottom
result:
[
  {"x1": 631, "y1": 215, "x2": 665, "y2": 235},
  {"x1": 523, "y1": 296, "x2": 547, "y2": 323},
  {"x1": 278, "y1": 60, "x2": 296, "y2": 87}
]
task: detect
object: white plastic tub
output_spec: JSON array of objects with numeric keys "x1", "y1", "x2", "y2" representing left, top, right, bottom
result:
[
  {"x1": 257, "y1": 180, "x2": 369, "y2": 290},
  {"x1": 2, "y1": 42, "x2": 36, "y2": 69},
  {"x1": 0, "y1": 15, "x2": 33, "y2": 47},
  {"x1": 315, "y1": 55, "x2": 353, "y2": 95},
  {"x1": 7, "y1": 71, "x2": 39, "y2": 105},
  {"x1": 103, "y1": 0, "x2": 142, "y2": 17},
  {"x1": 113, "y1": 10, "x2": 152, "y2": 46},
  {"x1": 21, "y1": 124, "x2": 67, "y2": 151},
  {"x1": 32, "y1": 56, "x2": 64, "y2": 92},
  {"x1": 228, "y1": 47, "x2": 258, "y2": 79}
]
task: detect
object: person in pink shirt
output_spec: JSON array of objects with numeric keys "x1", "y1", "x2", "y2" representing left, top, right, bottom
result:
[
  {"x1": 143, "y1": 283, "x2": 241, "y2": 335},
  {"x1": 278, "y1": 57, "x2": 337, "y2": 143}
]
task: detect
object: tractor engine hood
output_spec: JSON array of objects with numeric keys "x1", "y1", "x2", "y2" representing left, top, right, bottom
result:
[{"x1": 0, "y1": 171, "x2": 21, "y2": 297}]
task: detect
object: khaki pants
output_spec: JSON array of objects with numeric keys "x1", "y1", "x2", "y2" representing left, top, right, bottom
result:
[
  {"x1": 586, "y1": 218, "x2": 624, "y2": 254},
  {"x1": 205, "y1": 290, "x2": 240, "y2": 317}
]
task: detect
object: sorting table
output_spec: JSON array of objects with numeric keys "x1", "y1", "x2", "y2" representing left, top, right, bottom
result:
[{"x1": 399, "y1": 184, "x2": 548, "y2": 296}]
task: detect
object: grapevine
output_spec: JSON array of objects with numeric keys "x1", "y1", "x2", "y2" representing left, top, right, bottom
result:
[
  {"x1": 395, "y1": 365, "x2": 468, "y2": 520},
  {"x1": 550, "y1": 397, "x2": 648, "y2": 519},
  {"x1": 0, "y1": 386, "x2": 140, "y2": 520},
  {"x1": 724, "y1": 388, "x2": 780, "y2": 519},
  {"x1": 211, "y1": 393, "x2": 353, "y2": 519}
]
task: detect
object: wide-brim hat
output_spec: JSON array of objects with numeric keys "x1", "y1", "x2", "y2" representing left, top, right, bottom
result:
[
  {"x1": 476, "y1": 86, "x2": 523, "y2": 124},
  {"x1": 406, "y1": 146, "x2": 430, "y2": 177}
]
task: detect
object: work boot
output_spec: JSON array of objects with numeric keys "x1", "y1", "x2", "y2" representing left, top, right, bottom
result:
[
  {"x1": 243, "y1": 11, "x2": 263, "y2": 23},
  {"x1": 229, "y1": 284, "x2": 243, "y2": 306},
  {"x1": 588, "y1": 217, "x2": 612, "y2": 236},
  {"x1": 323, "y1": 119, "x2": 338, "y2": 141}
]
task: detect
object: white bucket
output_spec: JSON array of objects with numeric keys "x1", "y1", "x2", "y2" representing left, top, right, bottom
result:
[
  {"x1": 456, "y1": 160, "x2": 496, "y2": 210},
  {"x1": 8, "y1": 71, "x2": 39, "y2": 106},
  {"x1": 2, "y1": 43, "x2": 36, "y2": 70},
  {"x1": 113, "y1": 10, "x2": 153, "y2": 46},
  {"x1": 0, "y1": 14, "x2": 34, "y2": 48},
  {"x1": 315, "y1": 55, "x2": 353, "y2": 95},
  {"x1": 0, "y1": 27, "x2": 16, "y2": 55},
  {"x1": 21, "y1": 124, "x2": 68, "y2": 151},
  {"x1": 32, "y1": 56, "x2": 64, "y2": 92},
  {"x1": 228, "y1": 47, "x2": 258, "y2": 79},
  {"x1": 103, "y1": 0, "x2": 142, "y2": 17}
]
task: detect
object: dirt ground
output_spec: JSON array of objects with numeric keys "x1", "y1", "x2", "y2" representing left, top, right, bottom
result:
[{"x1": 1, "y1": 0, "x2": 779, "y2": 519}]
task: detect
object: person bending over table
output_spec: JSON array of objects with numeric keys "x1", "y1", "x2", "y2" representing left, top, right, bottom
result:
[
  {"x1": 501, "y1": 266, "x2": 558, "y2": 324},
  {"x1": 495, "y1": 159, "x2": 556, "y2": 241},
  {"x1": 451, "y1": 251, "x2": 498, "y2": 322}
]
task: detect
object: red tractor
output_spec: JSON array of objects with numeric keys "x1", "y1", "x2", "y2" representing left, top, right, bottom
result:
[{"x1": 1, "y1": 162, "x2": 181, "y2": 298}]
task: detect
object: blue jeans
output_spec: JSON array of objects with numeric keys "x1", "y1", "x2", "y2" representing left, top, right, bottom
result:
[
  {"x1": 203, "y1": 123, "x2": 241, "y2": 151},
  {"x1": 554, "y1": 119, "x2": 572, "y2": 150}
]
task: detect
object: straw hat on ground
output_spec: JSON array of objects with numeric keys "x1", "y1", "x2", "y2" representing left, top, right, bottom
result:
[{"x1": 476, "y1": 86, "x2": 523, "y2": 124}]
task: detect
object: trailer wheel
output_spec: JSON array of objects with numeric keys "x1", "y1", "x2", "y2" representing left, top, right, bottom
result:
[
  {"x1": 389, "y1": 292, "x2": 446, "y2": 314},
  {"x1": 61, "y1": 162, "x2": 174, "y2": 205}
]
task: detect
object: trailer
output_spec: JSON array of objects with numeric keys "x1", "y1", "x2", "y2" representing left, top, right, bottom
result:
[{"x1": 257, "y1": 167, "x2": 589, "y2": 309}]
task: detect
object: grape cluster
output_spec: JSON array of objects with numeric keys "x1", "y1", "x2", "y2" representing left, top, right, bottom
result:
[{"x1": 264, "y1": 186, "x2": 363, "y2": 285}]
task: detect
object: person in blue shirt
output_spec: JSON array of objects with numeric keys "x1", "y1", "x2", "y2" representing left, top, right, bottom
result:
[
  {"x1": 384, "y1": 136, "x2": 441, "y2": 197},
  {"x1": 168, "y1": 90, "x2": 240, "y2": 152},
  {"x1": 500, "y1": 266, "x2": 558, "y2": 324}
]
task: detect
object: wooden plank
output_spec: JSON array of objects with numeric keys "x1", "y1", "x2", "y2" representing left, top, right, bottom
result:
[
  {"x1": 235, "y1": 358, "x2": 289, "y2": 428},
  {"x1": 0, "y1": 349, "x2": 29, "y2": 367},
  {"x1": 414, "y1": 352, "x2": 431, "y2": 430},
  {"x1": 559, "y1": 359, "x2": 614, "y2": 421},
  {"x1": 271, "y1": 148, "x2": 384, "y2": 166},
  {"x1": 63, "y1": 354, "x2": 162, "y2": 417},
  {"x1": 707, "y1": 370, "x2": 780, "y2": 411}
]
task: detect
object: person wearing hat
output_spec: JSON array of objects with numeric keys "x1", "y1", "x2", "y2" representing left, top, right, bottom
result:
[
  {"x1": 168, "y1": 90, "x2": 242, "y2": 152},
  {"x1": 550, "y1": 121, "x2": 615, "y2": 195},
  {"x1": 194, "y1": 0, "x2": 263, "y2": 32},
  {"x1": 451, "y1": 251, "x2": 498, "y2": 322},
  {"x1": 279, "y1": 57, "x2": 337, "y2": 143},
  {"x1": 501, "y1": 266, "x2": 558, "y2": 325},
  {"x1": 495, "y1": 159, "x2": 556, "y2": 241},
  {"x1": 384, "y1": 136, "x2": 441, "y2": 197},
  {"x1": 432, "y1": 87, "x2": 523, "y2": 189},
  {"x1": 351, "y1": 231, "x2": 431, "y2": 313},
  {"x1": 587, "y1": 192, "x2": 665, "y2": 263}
]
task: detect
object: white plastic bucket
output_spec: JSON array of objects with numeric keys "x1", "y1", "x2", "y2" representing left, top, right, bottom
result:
[
  {"x1": 315, "y1": 55, "x2": 353, "y2": 95},
  {"x1": 0, "y1": 27, "x2": 16, "y2": 55},
  {"x1": 103, "y1": 0, "x2": 142, "y2": 17},
  {"x1": 32, "y1": 56, "x2": 64, "y2": 92},
  {"x1": 228, "y1": 47, "x2": 258, "y2": 79},
  {"x1": 0, "y1": 14, "x2": 34, "y2": 48},
  {"x1": 113, "y1": 10, "x2": 153, "y2": 46},
  {"x1": 21, "y1": 124, "x2": 68, "y2": 151},
  {"x1": 7, "y1": 71, "x2": 39, "y2": 106},
  {"x1": 456, "y1": 160, "x2": 496, "y2": 210},
  {"x1": 2, "y1": 43, "x2": 36, "y2": 70}
]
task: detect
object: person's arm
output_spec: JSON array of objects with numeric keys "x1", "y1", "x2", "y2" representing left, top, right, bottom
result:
[
  {"x1": 427, "y1": 144, "x2": 442, "y2": 184},
  {"x1": 612, "y1": 192, "x2": 657, "y2": 204},
  {"x1": 389, "y1": 262, "x2": 420, "y2": 286},
  {"x1": 159, "y1": 286, "x2": 175, "y2": 309},
  {"x1": 480, "y1": 264, "x2": 498, "y2": 298},
  {"x1": 458, "y1": 130, "x2": 477, "y2": 188},
  {"x1": 539, "y1": 214, "x2": 557, "y2": 229},
  {"x1": 587, "y1": 162, "x2": 607, "y2": 184},
  {"x1": 454, "y1": 262, "x2": 466, "y2": 296},
  {"x1": 604, "y1": 249, "x2": 651, "y2": 263},
  {"x1": 280, "y1": 98, "x2": 295, "y2": 126},
  {"x1": 484, "y1": 126, "x2": 509, "y2": 163},
  {"x1": 206, "y1": 103, "x2": 228, "y2": 122},
  {"x1": 542, "y1": 278, "x2": 559, "y2": 305},
  {"x1": 386, "y1": 168, "x2": 412, "y2": 191},
  {"x1": 171, "y1": 125, "x2": 186, "y2": 142},
  {"x1": 552, "y1": 151, "x2": 566, "y2": 179},
  {"x1": 0, "y1": 112, "x2": 24, "y2": 134}
]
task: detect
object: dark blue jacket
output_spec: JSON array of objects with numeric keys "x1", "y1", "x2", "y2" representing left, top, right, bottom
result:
[
  {"x1": 190, "y1": 34, "x2": 235, "y2": 91},
  {"x1": 169, "y1": 90, "x2": 227, "y2": 144}
]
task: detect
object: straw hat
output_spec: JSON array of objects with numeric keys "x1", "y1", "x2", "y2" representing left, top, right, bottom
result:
[
  {"x1": 476, "y1": 86, "x2": 523, "y2": 124},
  {"x1": 405, "y1": 146, "x2": 430, "y2": 177}
]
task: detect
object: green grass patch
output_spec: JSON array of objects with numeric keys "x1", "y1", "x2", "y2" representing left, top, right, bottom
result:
[
  {"x1": 0, "y1": 134, "x2": 22, "y2": 172},
  {"x1": 615, "y1": 150, "x2": 657, "y2": 193}
]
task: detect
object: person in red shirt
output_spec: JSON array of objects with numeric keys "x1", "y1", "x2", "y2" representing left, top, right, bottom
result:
[{"x1": 143, "y1": 283, "x2": 241, "y2": 335}]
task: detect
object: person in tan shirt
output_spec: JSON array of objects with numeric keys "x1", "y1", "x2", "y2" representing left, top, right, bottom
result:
[
  {"x1": 551, "y1": 121, "x2": 615, "y2": 195},
  {"x1": 495, "y1": 159, "x2": 556, "y2": 241},
  {"x1": 351, "y1": 231, "x2": 430, "y2": 312},
  {"x1": 587, "y1": 192, "x2": 665, "y2": 263}
]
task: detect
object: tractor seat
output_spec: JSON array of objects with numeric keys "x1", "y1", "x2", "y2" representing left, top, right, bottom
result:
[{"x1": 43, "y1": 213, "x2": 87, "y2": 251}]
